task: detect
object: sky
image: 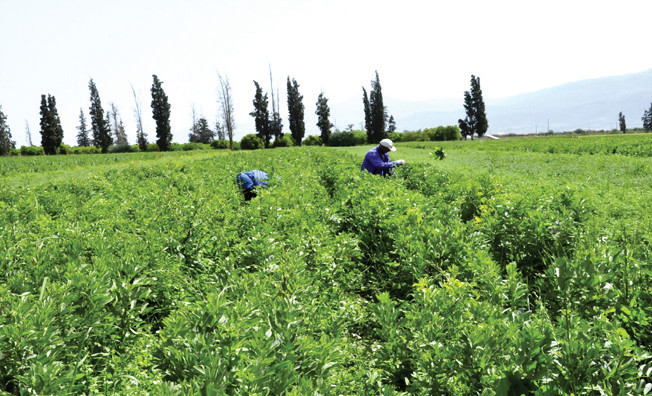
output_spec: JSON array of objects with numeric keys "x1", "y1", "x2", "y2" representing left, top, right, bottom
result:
[{"x1": 1, "y1": 0, "x2": 652, "y2": 147}]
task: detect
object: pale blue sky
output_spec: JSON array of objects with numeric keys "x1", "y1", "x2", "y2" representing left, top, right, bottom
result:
[{"x1": 1, "y1": 0, "x2": 651, "y2": 146}]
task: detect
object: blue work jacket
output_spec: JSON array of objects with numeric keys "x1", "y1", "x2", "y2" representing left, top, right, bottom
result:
[
  {"x1": 361, "y1": 145, "x2": 396, "y2": 177},
  {"x1": 237, "y1": 170, "x2": 269, "y2": 190}
]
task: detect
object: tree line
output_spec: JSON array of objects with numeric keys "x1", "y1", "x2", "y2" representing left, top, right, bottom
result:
[{"x1": 21, "y1": 70, "x2": 652, "y2": 156}]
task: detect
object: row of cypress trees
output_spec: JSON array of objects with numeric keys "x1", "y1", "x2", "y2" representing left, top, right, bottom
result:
[{"x1": 2, "y1": 75, "x2": 172, "y2": 156}]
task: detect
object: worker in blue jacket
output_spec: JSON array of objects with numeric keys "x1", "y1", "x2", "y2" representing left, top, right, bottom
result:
[
  {"x1": 236, "y1": 169, "x2": 269, "y2": 200},
  {"x1": 361, "y1": 139, "x2": 406, "y2": 177}
]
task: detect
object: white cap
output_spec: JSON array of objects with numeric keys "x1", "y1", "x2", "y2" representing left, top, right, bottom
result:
[{"x1": 379, "y1": 138, "x2": 396, "y2": 151}]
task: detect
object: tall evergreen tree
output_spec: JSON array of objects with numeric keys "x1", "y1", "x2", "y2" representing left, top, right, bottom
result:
[
  {"x1": 151, "y1": 74, "x2": 172, "y2": 151},
  {"x1": 76, "y1": 108, "x2": 91, "y2": 146},
  {"x1": 460, "y1": 75, "x2": 488, "y2": 139},
  {"x1": 619, "y1": 112, "x2": 627, "y2": 134},
  {"x1": 471, "y1": 75, "x2": 488, "y2": 138},
  {"x1": 249, "y1": 81, "x2": 271, "y2": 147},
  {"x1": 88, "y1": 79, "x2": 112, "y2": 152},
  {"x1": 388, "y1": 115, "x2": 397, "y2": 133},
  {"x1": 362, "y1": 88, "x2": 371, "y2": 139},
  {"x1": 0, "y1": 106, "x2": 14, "y2": 156},
  {"x1": 39, "y1": 94, "x2": 64, "y2": 154},
  {"x1": 642, "y1": 103, "x2": 652, "y2": 131},
  {"x1": 286, "y1": 77, "x2": 305, "y2": 146},
  {"x1": 362, "y1": 71, "x2": 387, "y2": 143},
  {"x1": 189, "y1": 117, "x2": 214, "y2": 144},
  {"x1": 315, "y1": 92, "x2": 333, "y2": 145}
]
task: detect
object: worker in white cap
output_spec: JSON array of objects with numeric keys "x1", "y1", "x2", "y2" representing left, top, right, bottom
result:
[{"x1": 360, "y1": 138, "x2": 406, "y2": 177}]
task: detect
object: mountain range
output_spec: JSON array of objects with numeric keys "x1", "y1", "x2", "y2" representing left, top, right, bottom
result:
[{"x1": 329, "y1": 69, "x2": 652, "y2": 135}]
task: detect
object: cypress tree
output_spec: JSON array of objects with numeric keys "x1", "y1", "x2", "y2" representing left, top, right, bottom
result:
[
  {"x1": 388, "y1": 115, "x2": 397, "y2": 133},
  {"x1": 151, "y1": 74, "x2": 172, "y2": 151},
  {"x1": 88, "y1": 79, "x2": 112, "y2": 152},
  {"x1": 471, "y1": 75, "x2": 488, "y2": 138},
  {"x1": 286, "y1": 77, "x2": 305, "y2": 146},
  {"x1": 619, "y1": 112, "x2": 627, "y2": 134},
  {"x1": 315, "y1": 92, "x2": 332, "y2": 145},
  {"x1": 460, "y1": 75, "x2": 488, "y2": 139},
  {"x1": 189, "y1": 117, "x2": 214, "y2": 144},
  {"x1": 249, "y1": 81, "x2": 271, "y2": 147},
  {"x1": 370, "y1": 71, "x2": 387, "y2": 143},
  {"x1": 76, "y1": 108, "x2": 91, "y2": 147},
  {"x1": 362, "y1": 71, "x2": 387, "y2": 143},
  {"x1": 39, "y1": 94, "x2": 64, "y2": 154},
  {"x1": 0, "y1": 106, "x2": 14, "y2": 156},
  {"x1": 642, "y1": 103, "x2": 652, "y2": 131},
  {"x1": 362, "y1": 88, "x2": 371, "y2": 141}
]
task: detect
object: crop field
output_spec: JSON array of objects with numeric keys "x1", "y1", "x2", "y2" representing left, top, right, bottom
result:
[{"x1": 1, "y1": 135, "x2": 651, "y2": 395}]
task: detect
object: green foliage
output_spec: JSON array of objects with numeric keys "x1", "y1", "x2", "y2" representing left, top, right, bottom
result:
[
  {"x1": 69, "y1": 145, "x2": 101, "y2": 155},
  {"x1": 460, "y1": 75, "x2": 488, "y2": 139},
  {"x1": 249, "y1": 81, "x2": 272, "y2": 147},
  {"x1": 0, "y1": 105, "x2": 14, "y2": 156},
  {"x1": 20, "y1": 145, "x2": 45, "y2": 156},
  {"x1": 315, "y1": 92, "x2": 332, "y2": 145},
  {"x1": 303, "y1": 135, "x2": 322, "y2": 146},
  {"x1": 272, "y1": 133, "x2": 295, "y2": 148},
  {"x1": 286, "y1": 77, "x2": 305, "y2": 145},
  {"x1": 431, "y1": 147, "x2": 445, "y2": 160},
  {"x1": 326, "y1": 130, "x2": 367, "y2": 146},
  {"x1": 108, "y1": 143, "x2": 139, "y2": 153},
  {"x1": 151, "y1": 74, "x2": 172, "y2": 151},
  {"x1": 363, "y1": 71, "x2": 387, "y2": 143},
  {"x1": 0, "y1": 141, "x2": 649, "y2": 394},
  {"x1": 188, "y1": 117, "x2": 214, "y2": 144},
  {"x1": 240, "y1": 134, "x2": 264, "y2": 150},
  {"x1": 88, "y1": 79, "x2": 112, "y2": 153},
  {"x1": 39, "y1": 94, "x2": 64, "y2": 155},
  {"x1": 389, "y1": 126, "x2": 461, "y2": 142}
]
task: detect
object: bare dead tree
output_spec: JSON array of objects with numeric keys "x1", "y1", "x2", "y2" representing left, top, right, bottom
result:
[
  {"x1": 130, "y1": 83, "x2": 147, "y2": 151},
  {"x1": 217, "y1": 71, "x2": 235, "y2": 150},
  {"x1": 25, "y1": 120, "x2": 33, "y2": 146},
  {"x1": 268, "y1": 64, "x2": 282, "y2": 140},
  {"x1": 109, "y1": 103, "x2": 128, "y2": 145}
]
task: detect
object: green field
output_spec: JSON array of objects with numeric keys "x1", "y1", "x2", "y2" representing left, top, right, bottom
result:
[{"x1": 1, "y1": 135, "x2": 651, "y2": 394}]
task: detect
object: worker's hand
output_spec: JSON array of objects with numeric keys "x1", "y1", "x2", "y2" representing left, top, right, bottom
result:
[{"x1": 395, "y1": 159, "x2": 406, "y2": 166}]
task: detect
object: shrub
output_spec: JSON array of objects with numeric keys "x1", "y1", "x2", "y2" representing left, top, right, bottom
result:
[
  {"x1": 272, "y1": 134, "x2": 295, "y2": 148},
  {"x1": 210, "y1": 139, "x2": 229, "y2": 149},
  {"x1": 70, "y1": 146, "x2": 101, "y2": 155},
  {"x1": 303, "y1": 135, "x2": 322, "y2": 146},
  {"x1": 20, "y1": 145, "x2": 44, "y2": 156},
  {"x1": 423, "y1": 126, "x2": 461, "y2": 141},
  {"x1": 9, "y1": 148, "x2": 20, "y2": 156},
  {"x1": 58, "y1": 144, "x2": 72, "y2": 155},
  {"x1": 146, "y1": 143, "x2": 160, "y2": 152},
  {"x1": 181, "y1": 142, "x2": 208, "y2": 151},
  {"x1": 108, "y1": 144, "x2": 138, "y2": 153},
  {"x1": 170, "y1": 143, "x2": 183, "y2": 151},
  {"x1": 240, "y1": 134, "x2": 264, "y2": 150},
  {"x1": 327, "y1": 130, "x2": 367, "y2": 146}
]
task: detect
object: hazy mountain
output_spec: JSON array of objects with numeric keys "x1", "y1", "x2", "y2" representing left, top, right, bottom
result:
[{"x1": 329, "y1": 69, "x2": 652, "y2": 135}]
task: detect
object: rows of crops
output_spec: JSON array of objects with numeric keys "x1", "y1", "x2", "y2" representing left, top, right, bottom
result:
[
  {"x1": 403, "y1": 132, "x2": 652, "y2": 157},
  {"x1": 1, "y1": 138, "x2": 651, "y2": 394}
]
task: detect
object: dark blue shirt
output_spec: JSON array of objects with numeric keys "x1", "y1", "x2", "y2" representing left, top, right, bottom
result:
[{"x1": 361, "y1": 145, "x2": 395, "y2": 176}]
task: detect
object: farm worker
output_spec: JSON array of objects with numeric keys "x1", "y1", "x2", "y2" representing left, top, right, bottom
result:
[
  {"x1": 236, "y1": 169, "x2": 269, "y2": 201},
  {"x1": 360, "y1": 138, "x2": 406, "y2": 177}
]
